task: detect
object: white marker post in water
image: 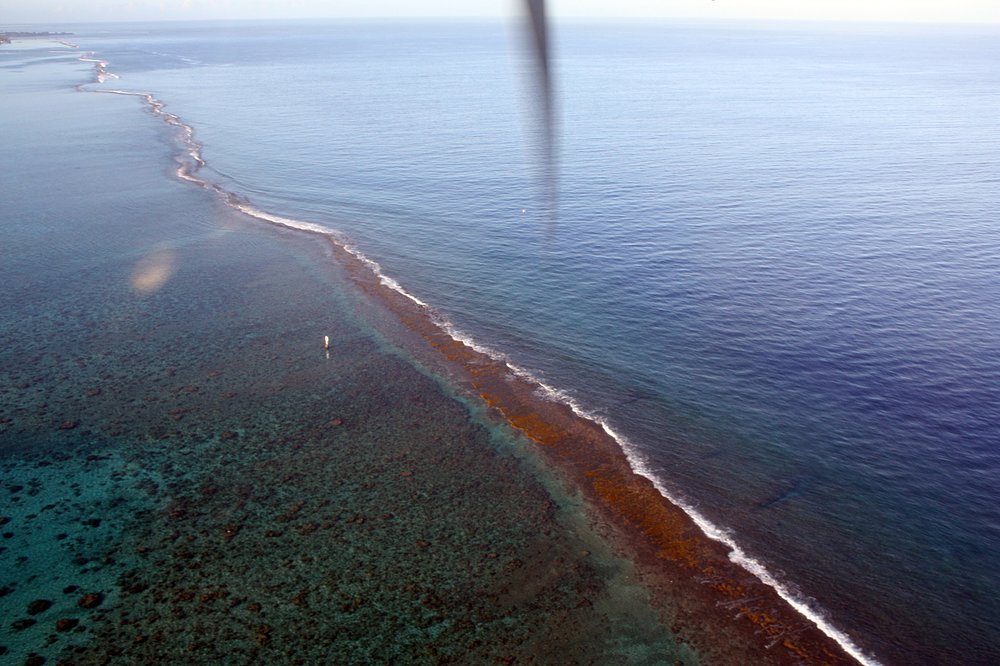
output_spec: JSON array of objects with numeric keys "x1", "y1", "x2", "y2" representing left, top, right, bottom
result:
[{"x1": 323, "y1": 335, "x2": 330, "y2": 350}]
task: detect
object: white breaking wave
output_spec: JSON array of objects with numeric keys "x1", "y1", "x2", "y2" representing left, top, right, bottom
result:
[
  {"x1": 73, "y1": 47, "x2": 881, "y2": 666},
  {"x1": 339, "y1": 243, "x2": 430, "y2": 308},
  {"x1": 225, "y1": 203, "x2": 431, "y2": 310},
  {"x1": 424, "y1": 322, "x2": 882, "y2": 666},
  {"x1": 501, "y1": 367, "x2": 882, "y2": 665},
  {"x1": 231, "y1": 203, "x2": 334, "y2": 236},
  {"x1": 78, "y1": 53, "x2": 118, "y2": 83},
  {"x1": 592, "y1": 420, "x2": 881, "y2": 666}
]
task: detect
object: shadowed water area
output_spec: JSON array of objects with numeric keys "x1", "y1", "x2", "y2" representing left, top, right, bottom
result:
[{"x1": 0, "y1": 43, "x2": 697, "y2": 665}]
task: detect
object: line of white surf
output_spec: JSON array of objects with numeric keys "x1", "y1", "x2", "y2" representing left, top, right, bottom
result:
[{"x1": 74, "y1": 46, "x2": 881, "y2": 666}]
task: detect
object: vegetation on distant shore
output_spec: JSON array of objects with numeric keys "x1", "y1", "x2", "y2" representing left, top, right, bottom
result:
[{"x1": 0, "y1": 30, "x2": 74, "y2": 44}]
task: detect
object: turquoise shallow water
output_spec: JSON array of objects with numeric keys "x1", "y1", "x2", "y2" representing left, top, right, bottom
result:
[
  {"x1": 1, "y1": 41, "x2": 702, "y2": 665},
  {"x1": 5, "y1": 19, "x2": 1000, "y2": 663}
]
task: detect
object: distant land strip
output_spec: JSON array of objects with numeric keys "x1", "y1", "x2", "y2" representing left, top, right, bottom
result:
[{"x1": 0, "y1": 30, "x2": 75, "y2": 45}]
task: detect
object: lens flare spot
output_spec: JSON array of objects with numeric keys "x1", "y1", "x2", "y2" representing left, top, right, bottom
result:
[{"x1": 131, "y1": 249, "x2": 175, "y2": 294}]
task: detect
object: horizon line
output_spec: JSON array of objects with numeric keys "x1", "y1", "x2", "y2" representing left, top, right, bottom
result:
[{"x1": 4, "y1": 15, "x2": 1000, "y2": 27}]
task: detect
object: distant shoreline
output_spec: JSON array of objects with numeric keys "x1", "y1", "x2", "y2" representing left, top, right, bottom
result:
[
  {"x1": 0, "y1": 31, "x2": 75, "y2": 46},
  {"x1": 0, "y1": 31, "x2": 73, "y2": 37}
]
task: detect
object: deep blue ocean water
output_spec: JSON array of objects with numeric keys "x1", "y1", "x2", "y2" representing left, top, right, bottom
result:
[{"x1": 5, "y1": 19, "x2": 1000, "y2": 664}]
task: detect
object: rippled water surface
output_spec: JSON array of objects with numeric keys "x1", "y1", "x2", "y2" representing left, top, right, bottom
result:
[{"x1": 8, "y1": 20, "x2": 1000, "y2": 664}]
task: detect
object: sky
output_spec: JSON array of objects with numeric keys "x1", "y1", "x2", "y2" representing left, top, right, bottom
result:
[{"x1": 3, "y1": 0, "x2": 1000, "y2": 25}]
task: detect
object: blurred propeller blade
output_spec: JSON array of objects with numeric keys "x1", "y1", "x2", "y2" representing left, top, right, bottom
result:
[{"x1": 523, "y1": 0, "x2": 557, "y2": 222}]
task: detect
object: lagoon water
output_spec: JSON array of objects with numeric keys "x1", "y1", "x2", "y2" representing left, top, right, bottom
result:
[{"x1": 4, "y1": 19, "x2": 1000, "y2": 664}]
